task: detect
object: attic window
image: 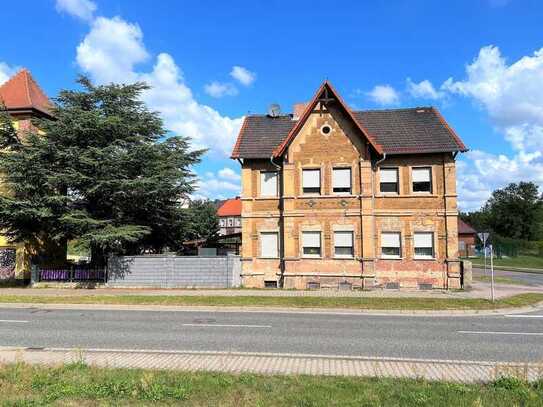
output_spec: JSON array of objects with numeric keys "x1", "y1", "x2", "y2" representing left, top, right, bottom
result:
[{"x1": 320, "y1": 125, "x2": 331, "y2": 135}]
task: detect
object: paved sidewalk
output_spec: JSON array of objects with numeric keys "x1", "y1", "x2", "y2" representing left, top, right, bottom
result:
[
  {"x1": 1, "y1": 347, "x2": 541, "y2": 383},
  {"x1": 1, "y1": 282, "x2": 542, "y2": 299}
]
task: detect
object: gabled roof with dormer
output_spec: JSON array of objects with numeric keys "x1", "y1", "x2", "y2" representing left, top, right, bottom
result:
[
  {"x1": 0, "y1": 69, "x2": 53, "y2": 118},
  {"x1": 231, "y1": 80, "x2": 467, "y2": 159}
]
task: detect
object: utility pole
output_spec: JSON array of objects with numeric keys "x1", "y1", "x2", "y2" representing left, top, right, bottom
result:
[{"x1": 490, "y1": 244, "x2": 495, "y2": 302}]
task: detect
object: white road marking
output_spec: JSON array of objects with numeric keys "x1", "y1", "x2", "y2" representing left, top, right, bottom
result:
[
  {"x1": 182, "y1": 323, "x2": 271, "y2": 328},
  {"x1": 0, "y1": 320, "x2": 29, "y2": 323},
  {"x1": 504, "y1": 315, "x2": 543, "y2": 318},
  {"x1": 458, "y1": 330, "x2": 543, "y2": 336}
]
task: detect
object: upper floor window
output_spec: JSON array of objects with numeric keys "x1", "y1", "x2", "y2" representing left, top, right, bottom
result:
[
  {"x1": 219, "y1": 219, "x2": 226, "y2": 227},
  {"x1": 260, "y1": 171, "x2": 278, "y2": 197},
  {"x1": 234, "y1": 217, "x2": 241, "y2": 227},
  {"x1": 332, "y1": 168, "x2": 351, "y2": 194},
  {"x1": 227, "y1": 218, "x2": 233, "y2": 227},
  {"x1": 380, "y1": 168, "x2": 399, "y2": 193},
  {"x1": 381, "y1": 232, "x2": 401, "y2": 258},
  {"x1": 302, "y1": 231, "x2": 321, "y2": 257},
  {"x1": 302, "y1": 169, "x2": 321, "y2": 195},
  {"x1": 334, "y1": 231, "x2": 354, "y2": 258},
  {"x1": 414, "y1": 232, "x2": 434, "y2": 259},
  {"x1": 412, "y1": 167, "x2": 432, "y2": 193}
]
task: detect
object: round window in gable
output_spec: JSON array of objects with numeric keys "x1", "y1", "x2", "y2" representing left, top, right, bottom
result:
[{"x1": 320, "y1": 125, "x2": 332, "y2": 135}]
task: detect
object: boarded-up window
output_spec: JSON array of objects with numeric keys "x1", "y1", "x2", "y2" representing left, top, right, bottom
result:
[
  {"x1": 260, "y1": 232, "x2": 279, "y2": 258},
  {"x1": 261, "y1": 171, "x2": 278, "y2": 196}
]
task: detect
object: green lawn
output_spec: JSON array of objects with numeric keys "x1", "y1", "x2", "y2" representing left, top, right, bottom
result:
[
  {"x1": 0, "y1": 363, "x2": 542, "y2": 406},
  {"x1": 470, "y1": 255, "x2": 543, "y2": 271},
  {"x1": 474, "y1": 275, "x2": 528, "y2": 286},
  {"x1": 0, "y1": 293, "x2": 542, "y2": 310}
]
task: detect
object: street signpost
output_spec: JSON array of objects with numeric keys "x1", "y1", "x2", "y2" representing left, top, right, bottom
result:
[
  {"x1": 478, "y1": 232, "x2": 490, "y2": 277},
  {"x1": 477, "y1": 232, "x2": 494, "y2": 301}
]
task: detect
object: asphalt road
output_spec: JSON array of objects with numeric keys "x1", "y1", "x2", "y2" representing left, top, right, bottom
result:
[
  {"x1": 1, "y1": 307, "x2": 543, "y2": 363},
  {"x1": 473, "y1": 266, "x2": 543, "y2": 286}
]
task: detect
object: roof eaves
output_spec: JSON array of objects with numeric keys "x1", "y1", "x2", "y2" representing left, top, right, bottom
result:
[{"x1": 431, "y1": 107, "x2": 468, "y2": 152}]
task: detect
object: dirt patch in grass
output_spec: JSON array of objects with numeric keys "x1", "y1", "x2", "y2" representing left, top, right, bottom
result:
[
  {"x1": 0, "y1": 363, "x2": 542, "y2": 406},
  {"x1": 0, "y1": 293, "x2": 542, "y2": 311}
]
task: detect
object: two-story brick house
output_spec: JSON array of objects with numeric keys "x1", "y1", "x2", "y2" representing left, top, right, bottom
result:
[{"x1": 231, "y1": 81, "x2": 467, "y2": 290}]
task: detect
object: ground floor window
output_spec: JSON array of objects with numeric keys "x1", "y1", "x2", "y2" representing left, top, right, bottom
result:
[
  {"x1": 302, "y1": 231, "x2": 321, "y2": 257},
  {"x1": 381, "y1": 232, "x2": 401, "y2": 258},
  {"x1": 260, "y1": 232, "x2": 279, "y2": 258},
  {"x1": 334, "y1": 231, "x2": 354, "y2": 258},
  {"x1": 414, "y1": 232, "x2": 434, "y2": 259}
]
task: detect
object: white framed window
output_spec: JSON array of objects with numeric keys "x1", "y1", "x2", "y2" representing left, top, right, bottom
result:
[
  {"x1": 381, "y1": 232, "x2": 401, "y2": 258},
  {"x1": 260, "y1": 232, "x2": 279, "y2": 258},
  {"x1": 235, "y1": 217, "x2": 241, "y2": 227},
  {"x1": 414, "y1": 232, "x2": 434, "y2": 259},
  {"x1": 334, "y1": 231, "x2": 354, "y2": 258},
  {"x1": 228, "y1": 218, "x2": 233, "y2": 227},
  {"x1": 412, "y1": 167, "x2": 432, "y2": 193},
  {"x1": 380, "y1": 168, "x2": 399, "y2": 193},
  {"x1": 260, "y1": 171, "x2": 278, "y2": 197},
  {"x1": 332, "y1": 168, "x2": 352, "y2": 194},
  {"x1": 302, "y1": 169, "x2": 321, "y2": 194},
  {"x1": 302, "y1": 231, "x2": 321, "y2": 257},
  {"x1": 220, "y1": 219, "x2": 226, "y2": 227}
]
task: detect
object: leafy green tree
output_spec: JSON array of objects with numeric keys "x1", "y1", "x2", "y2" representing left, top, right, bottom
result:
[
  {"x1": 185, "y1": 199, "x2": 219, "y2": 242},
  {"x1": 0, "y1": 77, "x2": 204, "y2": 266}
]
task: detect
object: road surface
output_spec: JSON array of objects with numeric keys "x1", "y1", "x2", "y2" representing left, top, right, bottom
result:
[
  {"x1": 1, "y1": 306, "x2": 543, "y2": 363},
  {"x1": 473, "y1": 266, "x2": 543, "y2": 286}
]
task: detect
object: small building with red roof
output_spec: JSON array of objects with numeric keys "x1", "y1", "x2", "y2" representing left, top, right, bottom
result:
[
  {"x1": 458, "y1": 219, "x2": 477, "y2": 258},
  {"x1": 217, "y1": 197, "x2": 241, "y2": 236}
]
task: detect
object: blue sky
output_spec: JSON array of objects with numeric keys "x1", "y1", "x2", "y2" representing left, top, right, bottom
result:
[{"x1": 1, "y1": 0, "x2": 543, "y2": 210}]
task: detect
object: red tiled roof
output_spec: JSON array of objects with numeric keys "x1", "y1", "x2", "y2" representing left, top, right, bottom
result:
[
  {"x1": 0, "y1": 69, "x2": 52, "y2": 117},
  {"x1": 217, "y1": 197, "x2": 241, "y2": 217},
  {"x1": 458, "y1": 219, "x2": 477, "y2": 235}
]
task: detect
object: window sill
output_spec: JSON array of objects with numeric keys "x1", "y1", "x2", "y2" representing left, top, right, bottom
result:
[
  {"x1": 258, "y1": 257, "x2": 280, "y2": 260},
  {"x1": 302, "y1": 256, "x2": 323, "y2": 260},
  {"x1": 379, "y1": 256, "x2": 403, "y2": 260},
  {"x1": 413, "y1": 257, "x2": 437, "y2": 261},
  {"x1": 333, "y1": 256, "x2": 355, "y2": 260}
]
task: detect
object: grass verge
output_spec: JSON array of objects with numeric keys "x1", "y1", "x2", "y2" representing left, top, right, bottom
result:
[
  {"x1": 0, "y1": 363, "x2": 542, "y2": 406},
  {"x1": 0, "y1": 293, "x2": 542, "y2": 310},
  {"x1": 474, "y1": 275, "x2": 530, "y2": 286},
  {"x1": 470, "y1": 255, "x2": 543, "y2": 271}
]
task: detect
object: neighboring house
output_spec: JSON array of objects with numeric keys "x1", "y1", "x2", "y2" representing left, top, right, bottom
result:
[
  {"x1": 0, "y1": 69, "x2": 57, "y2": 280},
  {"x1": 217, "y1": 197, "x2": 242, "y2": 236},
  {"x1": 231, "y1": 81, "x2": 467, "y2": 290},
  {"x1": 458, "y1": 219, "x2": 477, "y2": 258}
]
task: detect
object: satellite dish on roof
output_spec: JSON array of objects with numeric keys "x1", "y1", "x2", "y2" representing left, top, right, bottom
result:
[{"x1": 268, "y1": 103, "x2": 281, "y2": 118}]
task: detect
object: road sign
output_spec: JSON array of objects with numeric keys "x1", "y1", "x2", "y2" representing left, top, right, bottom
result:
[{"x1": 478, "y1": 232, "x2": 490, "y2": 246}]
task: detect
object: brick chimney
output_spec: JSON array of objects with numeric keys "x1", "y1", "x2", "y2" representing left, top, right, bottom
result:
[{"x1": 292, "y1": 102, "x2": 308, "y2": 120}]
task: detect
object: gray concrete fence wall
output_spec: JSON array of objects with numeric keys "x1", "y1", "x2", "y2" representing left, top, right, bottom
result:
[{"x1": 107, "y1": 255, "x2": 241, "y2": 288}]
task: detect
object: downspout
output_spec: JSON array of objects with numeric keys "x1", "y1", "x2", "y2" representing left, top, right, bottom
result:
[
  {"x1": 270, "y1": 156, "x2": 285, "y2": 288},
  {"x1": 370, "y1": 153, "x2": 386, "y2": 281}
]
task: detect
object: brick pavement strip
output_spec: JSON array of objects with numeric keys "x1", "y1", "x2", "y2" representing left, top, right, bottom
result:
[{"x1": 0, "y1": 347, "x2": 541, "y2": 383}]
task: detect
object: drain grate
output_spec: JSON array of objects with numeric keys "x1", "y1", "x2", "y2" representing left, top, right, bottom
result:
[{"x1": 385, "y1": 282, "x2": 400, "y2": 290}]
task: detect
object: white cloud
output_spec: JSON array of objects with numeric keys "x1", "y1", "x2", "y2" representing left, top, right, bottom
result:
[
  {"x1": 76, "y1": 17, "x2": 148, "y2": 84},
  {"x1": 366, "y1": 84, "x2": 400, "y2": 105},
  {"x1": 0, "y1": 62, "x2": 17, "y2": 85},
  {"x1": 230, "y1": 66, "x2": 256, "y2": 86},
  {"x1": 406, "y1": 78, "x2": 444, "y2": 100},
  {"x1": 194, "y1": 170, "x2": 240, "y2": 200},
  {"x1": 204, "y1": 81, "x2": 238, "y2": 98},
  {"x1": 218, "y1": 167, "x2": 241, "y2": 181},
  {"x1": 443, "y1": 45, "x2": 543, "y2": 210},
  {"x1": 55, "y1": 0, "x2": 96, "y2": 21},
  {"x1": 76, "y1": 16, "x2": 243, "y2": 157}
]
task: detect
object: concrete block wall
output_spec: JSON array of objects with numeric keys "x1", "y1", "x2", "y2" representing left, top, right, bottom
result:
[{"x1": 107, "y1": 255, "x2": 241, "y2": 288}]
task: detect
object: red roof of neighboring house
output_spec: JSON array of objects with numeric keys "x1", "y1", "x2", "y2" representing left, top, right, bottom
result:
[
  {"x1": 458, "y1": 219, "x2": 477, "y2": 235},
  {"x1": 0, "y1": 69, "x2": 52, "y2": 117},
  {"x1": 217, "y1": 197, "x2": 241, "y2": 217}
]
